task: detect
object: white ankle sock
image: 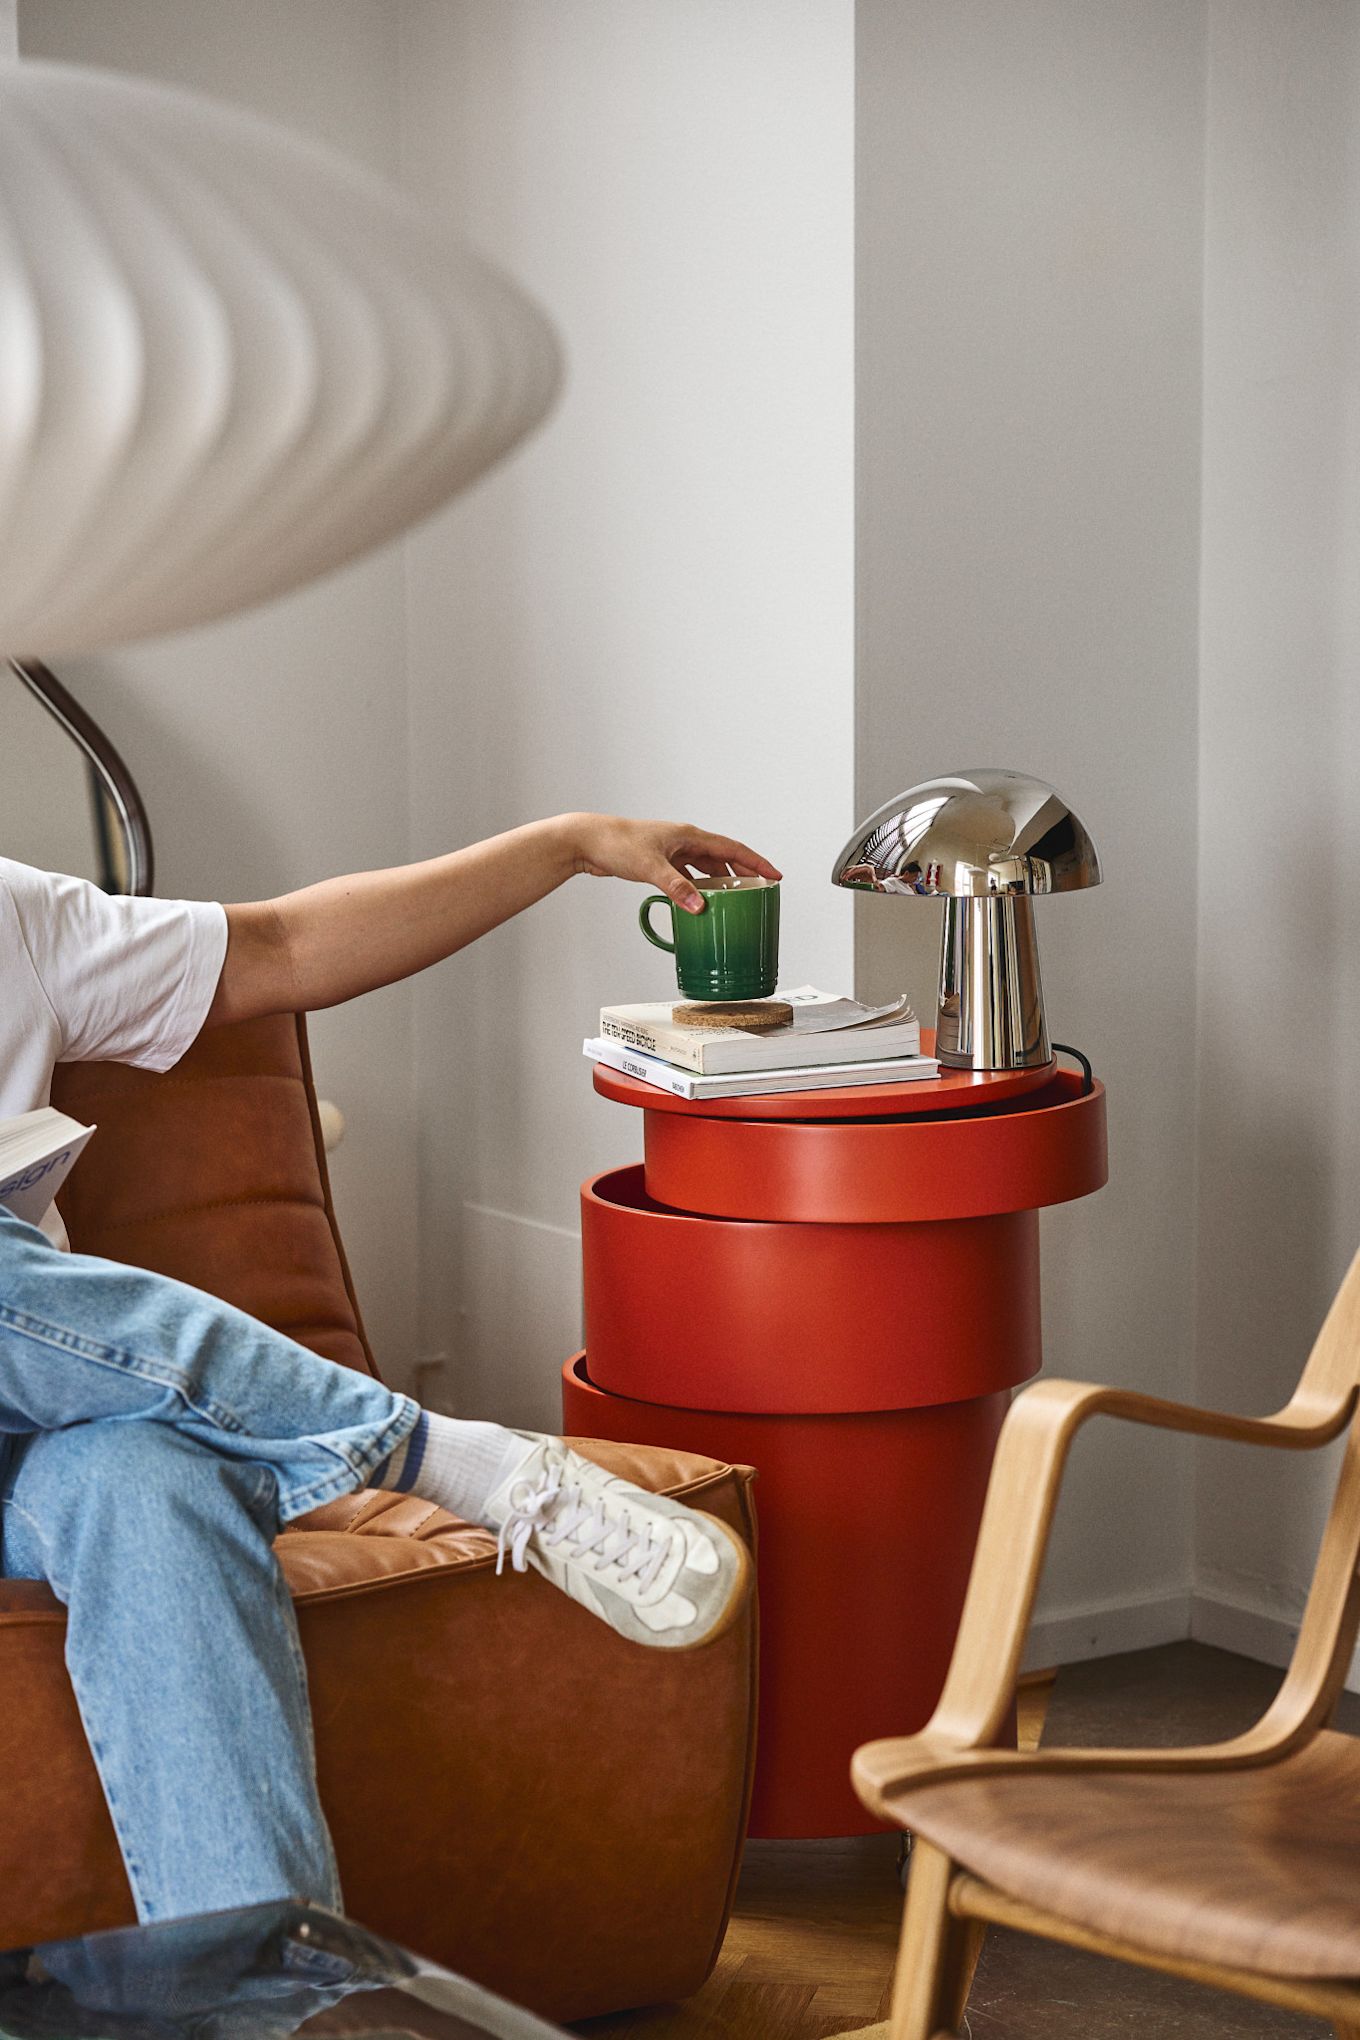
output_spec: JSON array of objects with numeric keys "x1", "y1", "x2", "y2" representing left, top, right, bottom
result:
[{"x1": 377, "y1": 1412, "x2": 534, "y2": 1526}]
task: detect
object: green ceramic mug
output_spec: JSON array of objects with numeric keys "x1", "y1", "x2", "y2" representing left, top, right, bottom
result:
[{"x1": 638, "y1": 876, "x2": 780, "y2": 1001}]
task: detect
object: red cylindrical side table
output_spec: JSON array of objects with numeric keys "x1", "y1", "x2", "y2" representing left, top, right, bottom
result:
[{"x1": 562, "y1": 1049, "x2": 1107, "y2": 1838}]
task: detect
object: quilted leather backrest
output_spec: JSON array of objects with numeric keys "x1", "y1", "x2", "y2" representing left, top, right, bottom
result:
[{"x1": 51, "y1": 1013, "x2": 380, "y2": 1379}]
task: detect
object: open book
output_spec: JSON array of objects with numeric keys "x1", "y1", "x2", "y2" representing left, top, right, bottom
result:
[{"x1": 0, "y1": 1108, "x2": 96, "y2": 1226}]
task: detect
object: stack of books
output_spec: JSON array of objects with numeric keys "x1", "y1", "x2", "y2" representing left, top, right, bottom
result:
[{"x1": 584, "y1": 985, "x2": 938, "y2": 1100}]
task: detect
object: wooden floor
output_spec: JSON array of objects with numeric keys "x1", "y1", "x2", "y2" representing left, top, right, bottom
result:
[{"x1": 576, "y1": 1649, "x2": 1352, "y2": 2040}]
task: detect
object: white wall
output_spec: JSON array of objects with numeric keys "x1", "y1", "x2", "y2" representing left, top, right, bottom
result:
[
  {"x1": 17, "y1": 1, "x2": 423, "y2": 1386},
  {"x1": 396, "y1": 0, "x2": 856, "y2": 1425},
  {"x1": 856, "y1": 0, "x2": 1208, "y2": 1658},
  {"x1": 1192, "y1": 0, "x2": 1360, "y2": 1672}
]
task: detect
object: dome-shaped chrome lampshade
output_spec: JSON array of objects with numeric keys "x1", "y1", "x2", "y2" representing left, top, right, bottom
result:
[{"x1": 832, "y1": 769, "x2": 1100, "y2": 1070}]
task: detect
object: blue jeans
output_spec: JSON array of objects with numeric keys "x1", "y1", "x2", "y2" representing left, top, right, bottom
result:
[{"x1": 0, "y1": 1208, "x2": 419, "y2": 1923}]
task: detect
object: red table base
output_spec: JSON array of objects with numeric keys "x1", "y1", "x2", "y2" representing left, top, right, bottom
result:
[
  {"x1": 564, "y1": 1356, "x2": 1011, "y2": 1837},
  {"x1": 567, "y1": 1054, "x2": 1107, "y2": 1837}
]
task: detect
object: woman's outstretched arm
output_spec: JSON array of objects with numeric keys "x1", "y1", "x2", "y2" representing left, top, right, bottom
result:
[{"x1": 206, "y1": 812, "x2": 780, "y2": 1024}]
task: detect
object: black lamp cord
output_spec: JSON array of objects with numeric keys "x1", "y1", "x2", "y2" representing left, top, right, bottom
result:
[{"x1": 1051, "y1": 1042, "x2": 1093, "y2": 1095}]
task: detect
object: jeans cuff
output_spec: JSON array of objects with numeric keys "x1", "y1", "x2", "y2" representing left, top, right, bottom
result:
[{"x1": 275, "y1": 1396, "x2": 422, "y2": 1524}]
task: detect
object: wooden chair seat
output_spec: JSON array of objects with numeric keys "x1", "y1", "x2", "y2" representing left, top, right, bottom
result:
[{"x1": 892, "y1": 1729, "x2": 1360, "y2": 1980}]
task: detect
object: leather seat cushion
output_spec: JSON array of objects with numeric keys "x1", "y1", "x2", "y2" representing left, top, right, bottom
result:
[
  {"x1": 894, "y1": 1730, "x2": 1360, "y2": 1980},
  {"x1": 0, "y1": 1438, "x2": 742, "y2": 1612}
]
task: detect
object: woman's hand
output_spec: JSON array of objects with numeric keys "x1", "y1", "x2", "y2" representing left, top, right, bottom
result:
[{"x1": 566, "y1": 813, "x2": 781, "y2": 913}]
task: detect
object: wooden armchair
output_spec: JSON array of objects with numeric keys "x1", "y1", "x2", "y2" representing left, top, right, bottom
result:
[{"x1": 852, "y1": 1245, "x2": 1360, "y2": 2040}]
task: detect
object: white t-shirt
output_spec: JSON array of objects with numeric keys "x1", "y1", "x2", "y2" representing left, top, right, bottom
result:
[{"x1": 0, "y1": 858, "x2": 229, "y2": 1245}]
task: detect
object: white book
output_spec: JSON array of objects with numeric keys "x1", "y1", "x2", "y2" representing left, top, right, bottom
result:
[
  {"x1": 584, "y1": 1037, "x2": 939, "y2": 1101},
  {"x1": 0, "y1": 1108, "x2": 95, "y2": 1226},
  {"x1": 598, "y1": 984, "x2": 920, "y2": 1075}
]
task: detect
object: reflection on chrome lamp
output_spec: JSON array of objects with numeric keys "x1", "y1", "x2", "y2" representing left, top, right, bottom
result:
[{"x1": 832, "y1": 769, "x2": 1101, "y2": 1072}]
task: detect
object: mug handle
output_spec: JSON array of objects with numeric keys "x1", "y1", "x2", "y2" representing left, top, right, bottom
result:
[{"x1": 638, "y1": 894, "x2": 676, "y2": 953}]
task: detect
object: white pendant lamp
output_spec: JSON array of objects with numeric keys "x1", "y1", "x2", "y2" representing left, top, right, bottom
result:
[{"x1": 0, "y1": 59, "x2": 561, "y2": 657}]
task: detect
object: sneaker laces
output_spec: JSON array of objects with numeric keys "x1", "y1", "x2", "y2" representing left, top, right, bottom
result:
[{"x1": 495, "y1": 1462, "x2": 679, "y2": 1589}]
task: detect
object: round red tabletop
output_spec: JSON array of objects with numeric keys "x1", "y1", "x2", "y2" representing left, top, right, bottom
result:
[{"x1": 590, "y1": 1029, "x2": 1059, "y2": 1121}]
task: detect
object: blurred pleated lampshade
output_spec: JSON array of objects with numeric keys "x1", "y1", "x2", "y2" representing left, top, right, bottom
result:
[{"x1": 0, "y1": 59, "x2": 561, "y2": 657}]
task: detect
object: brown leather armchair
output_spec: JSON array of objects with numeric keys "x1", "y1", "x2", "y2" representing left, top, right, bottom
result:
[{"x1": 0, "y1": 1014, "x2": 757, "y2": 2023}]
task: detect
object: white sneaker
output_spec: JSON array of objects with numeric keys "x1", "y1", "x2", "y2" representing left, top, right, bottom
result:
[{"x1": 484, "y1": 1435, "x2": 750, "y2": 1650}]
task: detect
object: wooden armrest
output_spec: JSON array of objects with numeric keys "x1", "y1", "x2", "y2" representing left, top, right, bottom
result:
[
  {"x1": 852, "y1": 1366, "x2": 1360, "y2": 1821},
  {"x1": 855, "y1": 1726, "x2": 1308, "y2": 1815}
]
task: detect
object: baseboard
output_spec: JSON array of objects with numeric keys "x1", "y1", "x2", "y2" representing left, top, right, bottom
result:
[
  {"x1": 1023, "y1": 1586, "x2": 1360, "y2": 1693},
  {"x1": 1189, "y1": 1591, "x2": 1298, "y2": 1671},
  {"x1": 1023, "y1": 1589, "x2": 1192, "y2": 1672},
  {"x1": 1190, "y1": 1589, "x2": 1360, "y2": 1692}
]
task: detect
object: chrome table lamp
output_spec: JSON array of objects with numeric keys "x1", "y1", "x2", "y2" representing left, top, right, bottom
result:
[{"x1": 831, "y1": 768, "x2": 1101, "y2": 1071}]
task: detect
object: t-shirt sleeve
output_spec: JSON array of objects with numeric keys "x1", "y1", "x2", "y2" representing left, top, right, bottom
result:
[{"x1": 2, "y1": 861, "x2": 229, "y2": 1071}]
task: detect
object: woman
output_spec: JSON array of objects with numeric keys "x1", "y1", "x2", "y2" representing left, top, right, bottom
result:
[{"x1": 0, "y1": 810, "x2": 780, "y2": 1923}]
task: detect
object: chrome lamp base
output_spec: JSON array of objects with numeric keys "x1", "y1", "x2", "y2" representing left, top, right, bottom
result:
[{"x1": 935, "y1": 896, "x2": 1051, "y2": 1071}]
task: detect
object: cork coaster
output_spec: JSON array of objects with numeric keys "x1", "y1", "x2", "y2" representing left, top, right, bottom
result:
[{"x1": 671, "y1": 999, "x2": 792, "y2": 1032}]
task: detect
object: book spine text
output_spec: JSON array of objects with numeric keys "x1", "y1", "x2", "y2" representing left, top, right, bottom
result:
[
  {"x1": 598, "y1": 1015, "x2": 706, "y2": 1073},
  {"x1": 585, "y1": 1039, "x2": 697, "y2": 1097}
]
